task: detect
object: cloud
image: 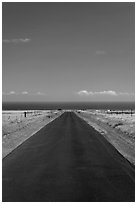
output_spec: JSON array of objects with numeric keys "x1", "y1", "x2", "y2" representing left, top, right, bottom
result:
[
  {"x1": 21, "y1": 91, "x2": 28, "y2": 95},
  {"x1": 21, "y1": 91, "x2": 46, "y2": 95},
  {"x1": 94, "y1": 90, "x2": 117, "y2": 95},
  {"x1": 9, "y1": 91, "x2": 16, "y2": 95},
  {"x1": 77, "y1": 90, "x2": 133, "y2": 96},
  {"x1": 36, "y1": 92, "x2": 46, "y2": 95},
  {"x1": 77, "y1": 90, "x2": 89, "y2": 95},
  {"x1": 3, "y1": 91, "x2": 46, "y2": 96},
  {"x1": 3, "y1": 38, "x2": 31, "y2": 43},
  {"x1": 78, "y1": 90, "x2": 117, "y2": 96},
  {"x1": 2, "y1": 91, "x2": 16, "y2": 95}
]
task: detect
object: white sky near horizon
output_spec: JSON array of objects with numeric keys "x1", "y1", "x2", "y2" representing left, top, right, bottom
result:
[{"x1": 2, "y1": 2, "x2": 135, "y2": 102}]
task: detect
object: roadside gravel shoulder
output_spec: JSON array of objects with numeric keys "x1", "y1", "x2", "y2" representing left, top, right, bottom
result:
[
  {"x1": 76, "y1": 112, "x2": 135, "y2": 165},
  {"x1": 2, "y1": 112, "x2": 62, "y2": 158}
]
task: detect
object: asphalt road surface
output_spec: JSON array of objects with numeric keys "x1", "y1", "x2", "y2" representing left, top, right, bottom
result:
[{"x1": 3, "y1": 112, "x2": 135, "y2": 202}]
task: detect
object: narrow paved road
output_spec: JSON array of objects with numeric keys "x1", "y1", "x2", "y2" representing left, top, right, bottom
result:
[{"x1": 3, "y1": 112, "x2": 135, "y2": 202}]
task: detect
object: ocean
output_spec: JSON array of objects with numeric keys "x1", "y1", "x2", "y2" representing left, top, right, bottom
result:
[{"x1": 2, "y1": 102, "x2": 135, "y2": 111}]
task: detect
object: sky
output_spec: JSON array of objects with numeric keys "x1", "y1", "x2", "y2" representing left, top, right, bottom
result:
[{"x1": 2, "y1": 2, "x2": 135, "y2": 102}]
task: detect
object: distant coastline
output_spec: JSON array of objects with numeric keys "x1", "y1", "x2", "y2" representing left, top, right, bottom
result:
[{"x1": 2, "y1": 101, "x2": 135, "y2": 111}]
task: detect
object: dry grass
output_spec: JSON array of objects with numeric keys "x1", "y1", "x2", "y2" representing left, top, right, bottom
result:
[
  {"x1": 76, "y1": 110, "x2": 135, "y2": 164},
  {"x1": 2, "y1": 110, "x2": 61, "y2": 158}
]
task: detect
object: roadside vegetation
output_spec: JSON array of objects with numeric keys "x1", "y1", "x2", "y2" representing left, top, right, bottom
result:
[
  {"x1": 2, "y1": 110, "x2": 62, "y2": 158},
  {"x1": 76, "y1": 109, "x2": 135, "y2": 165}
]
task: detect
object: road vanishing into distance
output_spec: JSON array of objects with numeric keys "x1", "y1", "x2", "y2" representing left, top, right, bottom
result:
[{"x1": 3, "y1": 112, "x2": 135, "y2": 202}]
